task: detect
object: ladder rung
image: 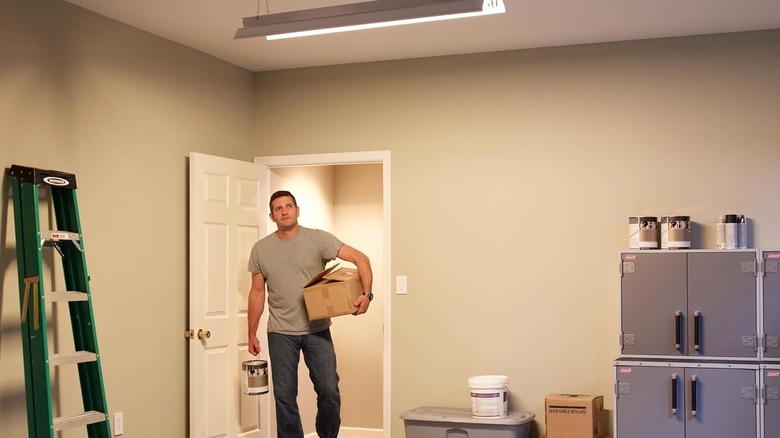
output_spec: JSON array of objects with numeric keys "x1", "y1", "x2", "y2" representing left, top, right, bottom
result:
[
  {"x1": 41, "y1": 230, "x2": 80, "y2": 241},
  {"x1": 53, "y1": 411, "x2": 106, "y2": 431},
  {"x1": 50, "y1": 351, "x2": 97, "y2": 366},
  {"x1": 40, "y1": 230, "x2": 83, "y2": 252},
  {"x1": 46, "y1": 291, "x2": 89, "y2": 302}
]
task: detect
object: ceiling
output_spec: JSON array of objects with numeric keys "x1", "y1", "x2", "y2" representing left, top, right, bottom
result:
[{"x1": 63, "y1": 0, "x2": 780, "y2": 72}]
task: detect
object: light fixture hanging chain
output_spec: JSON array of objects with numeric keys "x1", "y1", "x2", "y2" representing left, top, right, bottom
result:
[{"x1": 257, "y1": 0, "x2": 270, "y2": 18}]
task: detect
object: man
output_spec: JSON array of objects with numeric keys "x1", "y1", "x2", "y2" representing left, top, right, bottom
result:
[{"x1": 247, "y1": 190, "x2": 373, "y2": 438}]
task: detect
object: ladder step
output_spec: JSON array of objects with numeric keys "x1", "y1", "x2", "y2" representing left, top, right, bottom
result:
[
  {"x1": 41, "y1": 230, "x2": 80, "y2": 242},
  {"x1": 53, "y1": 410, "x2": 106, "y2": 431},
  {"x1": 50, "y1": 351, "x2": 97, "y2": 366},
  {"x1": 40, "y1": 230, "x2": 83, "y2": 252},
  {"x1": 46, "y1": 291, "x2": 89, "y2": 302}
]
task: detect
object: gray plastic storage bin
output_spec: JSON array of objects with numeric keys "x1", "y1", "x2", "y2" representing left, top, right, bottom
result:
[{"x1": 400, "y1": 406, "x2": 534, "y2": 438}]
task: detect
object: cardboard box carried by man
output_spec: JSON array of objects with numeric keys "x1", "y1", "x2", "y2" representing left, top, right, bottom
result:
[{"x1": 302, "y1": 264, "x2": 363, "y2": 320}]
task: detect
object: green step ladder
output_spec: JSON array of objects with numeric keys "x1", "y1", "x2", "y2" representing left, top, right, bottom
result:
[{"x1": 7, "y1": 165, "x2": 111, "y2": 438}]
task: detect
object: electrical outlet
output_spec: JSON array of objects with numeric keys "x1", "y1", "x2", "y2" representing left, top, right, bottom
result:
[{"x1": 114, "y1": 412, "x2": 123, "y2": 436}]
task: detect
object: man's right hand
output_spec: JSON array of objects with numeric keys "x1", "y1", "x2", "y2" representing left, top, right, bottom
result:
[{"x1": 248, "y1": 335, "x2": 261, "y2": 356}]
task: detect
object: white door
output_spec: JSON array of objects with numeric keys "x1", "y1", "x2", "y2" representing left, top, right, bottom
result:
[{"x1": 188, "y1": 152, "x2": 270, "y2": 438}]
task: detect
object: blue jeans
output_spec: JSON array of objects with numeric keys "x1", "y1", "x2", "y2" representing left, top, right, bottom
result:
[{"x1": 268, "y1": 329, "x2": 341, "y2": 438}]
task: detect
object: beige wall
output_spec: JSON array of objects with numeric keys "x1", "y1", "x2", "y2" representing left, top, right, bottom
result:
[
  {"x1": 252, "y1": 30, "x2": 780, "y2": 436},
  {"x1": 3, "y1": 0, "x2": 780, "y2": 437},
  {"x1": 1, "y1": 0, "x2": 254, "y2": 436}
]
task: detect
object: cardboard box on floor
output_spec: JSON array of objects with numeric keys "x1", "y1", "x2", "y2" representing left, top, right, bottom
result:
[
  {"x1": 545, "y1": 394, "x2": 605, "y2": 438},
  {"x1": 302, "y1": 265, "x2": 362, "y2": 320}
]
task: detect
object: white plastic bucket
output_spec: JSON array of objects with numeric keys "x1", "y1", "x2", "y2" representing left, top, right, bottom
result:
[{"x1": 468, "y1": 375, "x2": 510, "y2": 418}]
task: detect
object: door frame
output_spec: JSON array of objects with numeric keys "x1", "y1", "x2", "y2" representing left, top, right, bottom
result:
[{"x1": 254, "y1": 151, "x2": 391, "y2": 437}]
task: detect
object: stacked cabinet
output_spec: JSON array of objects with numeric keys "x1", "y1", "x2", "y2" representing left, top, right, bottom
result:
[
  {"x1": 619, "y1": 250, "x2": 758, "y2": 359},
  {"x1": 761, "y1": 364, "x2": 780, "y2": 438},
  {"x1": 615, "y1": 250, "x2": 764, "y2": 438},
  {"x1": 761, "y1": 249, "x2": 780, "y2": 438},
  {"x1": 614, "y1": 360, "x2": 759, "y2": 438}
]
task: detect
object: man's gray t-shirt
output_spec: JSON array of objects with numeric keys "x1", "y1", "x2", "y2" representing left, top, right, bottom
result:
[{"x1": 247, "y1": 226, "x2": 343, "y2": 335}]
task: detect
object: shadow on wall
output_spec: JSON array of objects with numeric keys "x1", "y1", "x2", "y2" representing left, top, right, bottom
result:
[
  {"x1": 529, "y1": 420, "x2": 540, "y2": 438},
  {"x1": 0, "y1": 171, "x2": 27, "y2": 426}
]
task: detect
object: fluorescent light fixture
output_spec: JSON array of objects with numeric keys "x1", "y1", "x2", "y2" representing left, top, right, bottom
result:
[{"x1": 234, "y1": 0, "x2": 506, "y2": 40}]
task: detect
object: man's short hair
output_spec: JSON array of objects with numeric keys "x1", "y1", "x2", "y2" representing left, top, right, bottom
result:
[{"x1": 269, "y1": 190, "x2": 297, "y2": 212}]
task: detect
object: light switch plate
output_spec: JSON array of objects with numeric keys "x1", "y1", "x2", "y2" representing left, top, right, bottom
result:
[{"x1": 396, "y1": 275, "x2": 407, "y2": 295}]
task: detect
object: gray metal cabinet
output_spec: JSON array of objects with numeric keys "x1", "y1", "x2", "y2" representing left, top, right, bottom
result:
[
  {"x1": 762, "y1": 364, "x2": 780, "y2": 438},
  {"x1": 762, "y1": 250, "x2": 780, "y2": 360},
  {"x1": 620, "y1": 250, "x2": 759, "y2": 359},
  {"x1": 615, "y1": 360, "x2": 759, "y2": 438}
]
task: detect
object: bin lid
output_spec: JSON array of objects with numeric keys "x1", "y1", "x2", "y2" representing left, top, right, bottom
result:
[{"x1": 400, "y1": 406, "x2": 534, "y2": 426}]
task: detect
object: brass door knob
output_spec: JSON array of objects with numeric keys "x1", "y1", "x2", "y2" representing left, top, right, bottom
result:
[{"x1": 185, "y1": 329, "x2": 212, "y2": 340}]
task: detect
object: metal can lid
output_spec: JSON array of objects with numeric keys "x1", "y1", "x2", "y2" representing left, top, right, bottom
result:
[{"x1": 242, "y1": 360, "x2": 267, "y2": 371}]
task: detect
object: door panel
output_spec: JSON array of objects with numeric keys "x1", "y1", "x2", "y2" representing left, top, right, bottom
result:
[
  {"x1": 621, "y1": 252, "x2": 687, "y2": 356},
  {"x1": 763, "y1": 366, "x2": 780, "y2": 438},
  {"x1": 685, "y1": 367, "x2": 757, "y2": 438},
  {"x1": 687, "y1": 252, "x2": 758, "y2": 358},
  {"x1": 615, "y1": 364, "x2": 685, "y2": 438},
  {"x1": 762, "y1": 250, "x2": 780, "y2": 359},
  {"x1": 189, "y1": 152, "x2": 269, "y2": 438}
]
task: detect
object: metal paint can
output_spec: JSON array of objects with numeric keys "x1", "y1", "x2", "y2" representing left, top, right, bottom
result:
[
  {"x1": 661, "y1": 216, "x2": 691, "y2": 249},
  {"x1": 628, "y1": 217, "x2": 640, "y2": 249},
  {"x1": 241, "y1": 360, "x2": 269, "y2": 395},
  {"x1": 638, "y1": 216, "x2": 658, "y2": 249}
]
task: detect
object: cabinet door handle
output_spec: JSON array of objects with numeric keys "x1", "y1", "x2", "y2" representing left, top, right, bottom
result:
[
  {"x1": 693, "y1": 311, "x2": 702, "y2": 351},
  {"x1": 674, "y1": 311, "x2": 682, "y2": 350},
  {"x1": 691, "y1": 375, "x2": 698, "y2": 417},
  {"x1": 763, "y1": 385, "x2": 767, "y2": 405},
  {"x1": 671, "y1": 373, "x2": 679, "y2": 414}
]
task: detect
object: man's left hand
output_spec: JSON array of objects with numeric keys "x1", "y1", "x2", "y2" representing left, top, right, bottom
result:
[{"x1": 353, "y1": 295, "x2": 371, "y2": 315}]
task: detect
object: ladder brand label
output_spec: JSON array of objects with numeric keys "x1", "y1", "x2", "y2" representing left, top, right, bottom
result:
[
  {"x1": 768, "y1": 371, "x2": 780, "y2": 377},
  {"x1": 768, "y1": 253, "x2": 780, "y2": 259},
  {"x1": 619, "y1": 368, "x2": 632, "y2": 373},
  {"x1": 43, "y1": 176, "x2": 69, "y2": 186},
  {"x1": 624, "y1": 254, "x2": 636, "y2": 260}
]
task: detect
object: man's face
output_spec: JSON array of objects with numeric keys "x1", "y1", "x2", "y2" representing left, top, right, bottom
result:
[{"x1": 269, "y1": 195, "x2": 299, "y2": 229}]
